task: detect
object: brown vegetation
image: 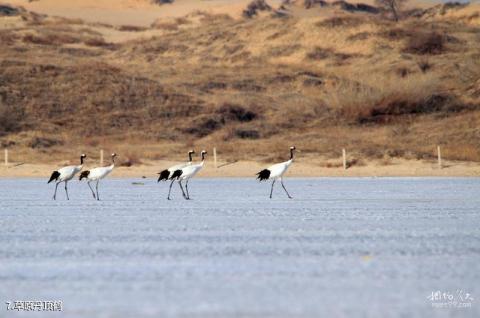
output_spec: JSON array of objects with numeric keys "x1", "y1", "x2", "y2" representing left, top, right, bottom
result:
[{"x1": 0, "y1": 2, "x2": 479, "y2": 164}]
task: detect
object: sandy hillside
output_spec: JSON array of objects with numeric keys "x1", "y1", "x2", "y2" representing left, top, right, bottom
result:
[
  {"x1": 1, "y1": 0, "x2": 480, "y2": 177},
  {"x1": 5, "y1": 0, "x2": 285, "y2": 25}
]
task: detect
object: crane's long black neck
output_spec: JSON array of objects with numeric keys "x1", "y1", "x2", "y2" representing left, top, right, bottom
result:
[
  {"x1": 80, "y1": 156, "x2": 84, "y2": 165},
  {"x1": 112, "y1": 156, "x2": 115, "y2": 164},
  {"x1": 290, "y1": 149, "x2": 294, "y2": 160},
  {"x1": 201, "y1": 153, "x2": 206, "y2": 161},
  {"x1": 189, "y1": 152, "x2": 193, "y2": 162}
]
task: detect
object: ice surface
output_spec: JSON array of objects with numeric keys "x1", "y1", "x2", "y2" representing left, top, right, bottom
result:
[{"x1": 0, "y1": 177, "x2": 479, "y2": 317}]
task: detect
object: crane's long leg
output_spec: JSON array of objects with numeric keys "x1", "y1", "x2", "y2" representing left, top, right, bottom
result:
[
  {"x1": 96, "y1": 180, "x2": 100, "y2": 201},
  {"x1": 178, "y1": 180, "x2": 188, "y2": 200},
  {"x1": 280, "y1": 179, "x2": 292, "y2": 199},
  {"x1": 53, "y1": 182, "x2": 60, "y2": 200},
  {"x1": 270, "y1": 179, "x2": 276, "y2": 199},
  {"x1": 185, "y1": 179, "x2": 190, "y2": 200},
  {"x1": 64, "y1": 181, "x2": 70, "y2": 200},
  {"x1": 167, "y1": 179, "x2": 175, "y2": 200},
  {"x1": 87, "y1": 181, "x2": 96, "y2": 199}
]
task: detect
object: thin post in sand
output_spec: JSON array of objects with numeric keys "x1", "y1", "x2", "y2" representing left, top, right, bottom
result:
[
  {"x1": 342, "y1": 148, "x2": 347, "y2": 170},
  {"x1": 213, "y1": 147, "x2": 217, "y2": 169},
  {"x1": 437, "y1": 145, "x2": 442, "y2": 169},
  {"x1": 4, "y1": 149, "x2": 8, "y2": 166},
  {"x1": 100, "y1": 149, "x2": 104, "y2": 165}
]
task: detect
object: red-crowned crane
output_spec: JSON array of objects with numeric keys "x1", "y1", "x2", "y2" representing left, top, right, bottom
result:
[
  {"x1": 79, "y1": 153, "x2": 117, "y2": 200},
  {"x1": 48, "y1": 154, "x2": 86, "y2": 200},
  {"x1": 171, "y1": 150, "x2": 207, "y2": 200},
  {"x1": 157, "y1": 150, "x2": 195, "y2": 200},
  {"x1": 256, "y1": 146, "x2": 298, "y2": 199}
]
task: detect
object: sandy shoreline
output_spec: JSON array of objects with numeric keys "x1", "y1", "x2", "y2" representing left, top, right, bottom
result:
[{"x1": 1, "y1": 159, "x2": 479, "y2": 178}]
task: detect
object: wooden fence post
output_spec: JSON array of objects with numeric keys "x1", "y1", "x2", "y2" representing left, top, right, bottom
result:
[
  {"x1": 437, "y1": 145, "x2": 442, "y2": 169},
  {"x1": 213, "y1": 147, "x2": 217, "y2": 169},
  {"x1": 100, "y1": 149, "x2": 104, "y2": 165},
  {"x1": 342, "y1": 148, "x2": 347, "y2": 170},
  {"x1": 4, "y1": 149, "x2": 8, "y2": 166}
]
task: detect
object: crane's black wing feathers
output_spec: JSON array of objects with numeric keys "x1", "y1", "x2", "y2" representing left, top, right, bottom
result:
[
  {"x1": 48, "y1": 171, "x2": 60, "y2": 183},
  {"x1": 170, "y1": 169, "x2": 183, "y2": 180},
  {"x1": 256, "y1": 169, "x2": 271, "y2": 181},
  {"x1": 157, "y1": 169, "x2": 170, "y2": 182},
  {"x1": 79, "y1": 170, "x2": 90, "y2": 181}
]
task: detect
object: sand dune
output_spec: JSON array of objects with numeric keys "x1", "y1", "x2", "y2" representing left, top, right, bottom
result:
[
  {"x1": 3, "y1": 0, "x2": 452, "y2": 25},
  {"x1": 5, "y1": 0, "x2": 284, "y2": 25},
  {"x1": 1, "y1": 0, "x2": 479, "y2": 175}
]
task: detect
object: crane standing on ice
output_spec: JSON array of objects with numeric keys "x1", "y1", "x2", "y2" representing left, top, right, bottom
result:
[
  {"x1": 256, "y1": 146, "x2": 298, "y2": 199},
  {"x1": 157, "y1": 150, "x2": 195, "y2": 200},
  {"x1": 171, "y1": 150, "x2": 207, "y2": 200},
  {"x1": 48, "y1": 154, "x2": 87, "y2": 200},
  {"x1": 79, "y1": 153, "x2": 117, "y2": 200}
]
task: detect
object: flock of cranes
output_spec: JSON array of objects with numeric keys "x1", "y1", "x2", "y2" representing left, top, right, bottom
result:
[{"x1": 47, "y1": 146, "x2": 298, "y2": 200}]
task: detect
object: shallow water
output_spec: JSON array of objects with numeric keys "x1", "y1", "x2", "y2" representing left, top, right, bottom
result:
[{"x1": 0, "y1": 178, "x2": 479, "y2": 317}]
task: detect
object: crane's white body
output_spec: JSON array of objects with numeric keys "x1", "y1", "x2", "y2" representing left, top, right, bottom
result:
[
  {"x1": 57, "y1": 164, "x2": 83, "y2": 182},
  {"x1": 177, "y1": 161, "x2": 205, "y2": 181},
  {"x1": 167, "y1": 161, "x2": 191, "y2": 173},
  {"x1": 84, "y1": 164, "x2": 114, "y2": 181},
  {"x1": 265, "y1": 159, "x2": 293, "y2": 179}
]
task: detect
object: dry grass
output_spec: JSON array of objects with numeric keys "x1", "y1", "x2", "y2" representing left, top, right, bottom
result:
[
  {"x1": 404, "y1": 31, "x2": 446, "y2": 55},
  {"x1": 0, "y1": 100, "x2": 23, "y2": 135},
  {"x1": 0, "y1": 3, "x2": 479, "y2": 164},
  {"x1": 320, "y1": 72, "x2": 465, "y2": 124}
]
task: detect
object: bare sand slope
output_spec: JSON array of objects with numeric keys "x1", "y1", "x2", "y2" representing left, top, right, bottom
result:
[
  {"x1": 1, "y1": 159, "x2": 479, "y2": 178},
  {"x1": 5, "y1": 0, "x2": 284, "y2": 25}
]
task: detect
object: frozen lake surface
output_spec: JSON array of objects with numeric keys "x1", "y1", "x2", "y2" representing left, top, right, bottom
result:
[{"x1": 0, "y1": 177, "x2": 479, "y2": 318}]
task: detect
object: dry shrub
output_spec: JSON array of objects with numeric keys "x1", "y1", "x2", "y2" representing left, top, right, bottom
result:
[
  {"x1": 396, "y1": 67, "x2": 411, "y2": 78},
  {"x1": 323, "y1": 74, "x2": 468, "y2": 124},
  {"x1": 347, "y1": 157, "x2": 365, "y2": 168},
  {"x1": 316, "y1": 15, "x2": 365, "y2": 28},
  {"x1": 303, "y1": 0, "x2": 328, "y2": 9},
  {"x1": 324, "y1": 161, "x2": 343, "y2": 168},
  {"x1": 118, "y1": 25, "x2": 148, "y2": 32},
  {"x1": 28, "y1": 136, "x2": 63, "y2": 149},
  {"x1": 347, "y1": 32, "x2": 371, "y2": 41},
  {"x1": 217, "y1": 103, "x2": 257, "y2": 122},
  {"x1": 0, "y1": 101, "x2": 23, "y2": 135},
  {"x1": 231, "y1": 80, "x2": 264, "y2": 92},
  {"x1": 380, "y1": 27, "x2": 415, "y2": 40},
  {"x1": 184, "y1": 116, "x2": 223, "y2": 137},
  {"x1": 234, "y1": 129, "x2": 260, "y2": 139},
  {"x1": 152, "y1": 0, "x2": 174, "y2": 4},
  {"x1": 379, "y1": 156, "x2": 392, "y2": 166},
  {"x1": 151, "y1": 21, "x2": 179, "y2": 31},
  {"x1": 84, "y1": 37, "x2": 117, "y2": 49},
  {"x1": 442, "y1": 145, "x2": 480, "y2": 162},
  {"x1": 306, "y1": 47, "x2": 332, "y2": 60},
  {"x1": 243, "y1": 0, "x2": 272, "y2": 18},
  {"x1": 268, "y1": 44, "x2": 301, "y2": 57},
  {"x1": 306, "y1": 47, "x2": 352, "y2": 61},
  {"x1": 201, "y1": 81, "x2": 228, "y2": 92},
  {"x1": 120, "y1": 152, "x2": 142, "y2": 167},
  {"x1": 0, "y1": 4, "x2": 22, "y2": 16},
  {"x1": 23, "y1": 33, "x2": 80, "y2": 45},
  {"x1": 404, "y1": 32, "x2": 446, "y2": 55},
  {"x1": 417, "y1": 59, "x2": 432, "y2": 73},
  {"x1": 0, "y1": 31, "x2": 19, "y2": 45}
]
